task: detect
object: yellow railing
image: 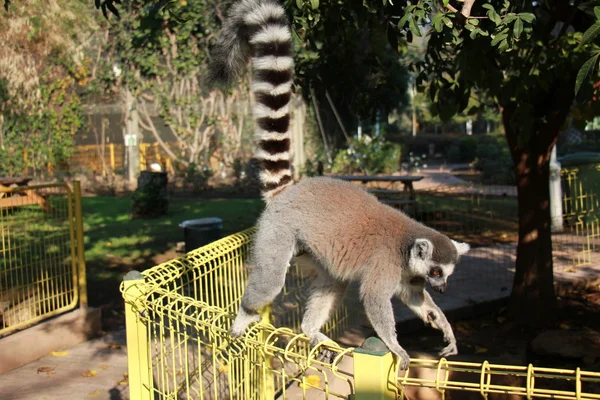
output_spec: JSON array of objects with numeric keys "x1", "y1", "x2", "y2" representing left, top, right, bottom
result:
[
  {"x1": 559, "y1": 167, "x2": 600, "y2": 268},
  {"x1": 0, "y1": 182, "x2": 87, "y2": 336},
  {"x1": 122, "y1": 229, "x2": 600, "y2": 399}
]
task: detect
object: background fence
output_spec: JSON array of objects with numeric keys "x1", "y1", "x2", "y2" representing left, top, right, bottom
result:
[
  {"x1": 66, "y1": 143, "x2": 176, "y2": 177},
  {"x1": 0, "y1": 182, "x2": 86, "y2": 337}
]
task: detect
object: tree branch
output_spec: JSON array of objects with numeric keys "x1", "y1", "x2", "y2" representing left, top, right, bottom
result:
[{"x1": 460, "y1": 0, "x2": 476, "y2": 18}]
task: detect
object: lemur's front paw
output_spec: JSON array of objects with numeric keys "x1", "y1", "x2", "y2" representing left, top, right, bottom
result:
[
  {"x1": 392, "y1": 348, "x2": 411, "y2": 370},
  {"x1": 439, "y1": 341, "x2": 458, "y2": 358}
]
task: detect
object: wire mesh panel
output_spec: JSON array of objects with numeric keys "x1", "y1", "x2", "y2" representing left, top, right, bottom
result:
[
  {"x1": 557, "y1": 167, "x2": 600, "y2": 270},
  {"x1": 409, "y1": 183, "x2": 518, "y2": 305},
  {"x1": 0, "y1": 183, "x2": 83, "y2": 336},
  {"x1": 397, "y1": 359, "x2": 600, "y2": 399},
  {"x1": 124, "y1": 229, "x2": 360, "y2": 399}
]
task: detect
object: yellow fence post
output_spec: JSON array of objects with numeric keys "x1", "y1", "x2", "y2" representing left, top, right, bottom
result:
[
  {"x1": 353, "y1": 337, "x2": 398, "y2": 400},
  {"x1": 73, "y1": 181, "x2": 88, "y2": 309},
  {"x1": 123, "y1": 270, "x2": 153, "y2": 400},
  {"x1": 259, "y1": 304, "x2": 275, "y2": 400},
  {"x1": 110, "y1": 143, "x2": 115, "y2": 172}
]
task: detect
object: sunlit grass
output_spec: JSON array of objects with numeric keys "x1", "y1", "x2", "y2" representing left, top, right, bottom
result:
[{"x1": 82, "y1": 196, "x2": 264, "y2": 262}]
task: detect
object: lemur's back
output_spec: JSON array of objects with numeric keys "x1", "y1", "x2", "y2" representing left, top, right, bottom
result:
[{"x1": 261, "y1": 177, "x2": 429, "y2": 280}]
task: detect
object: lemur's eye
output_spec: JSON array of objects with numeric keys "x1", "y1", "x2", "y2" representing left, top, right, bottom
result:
[{"x1": 430, "y1": 267, "x2": 442, "y2": 277}]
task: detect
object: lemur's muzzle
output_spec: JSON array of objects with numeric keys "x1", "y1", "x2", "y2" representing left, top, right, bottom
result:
[{"x1": 431, "y1": 282, "x2": 447, "y2": 294}]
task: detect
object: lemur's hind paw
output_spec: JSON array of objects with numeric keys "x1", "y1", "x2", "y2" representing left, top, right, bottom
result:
[{"x1": 230, "y1": 309, "x2": 261, "y2": 337}]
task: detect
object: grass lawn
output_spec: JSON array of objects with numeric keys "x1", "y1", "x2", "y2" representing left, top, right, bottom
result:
[
  {"x1": 81, "y1": 195, "x2": 263, "y2": 307},
  {"x1": 83, "y1": 195, "x2": 263, "y2": 262}
]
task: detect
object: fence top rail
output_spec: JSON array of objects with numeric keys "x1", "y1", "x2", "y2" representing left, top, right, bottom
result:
[
  {"x1": 140, "y1": 227, "x2": 255, "y2": 288},
  {"x1": 0, "y1": 182, "x2": 73, "y2": 193}
]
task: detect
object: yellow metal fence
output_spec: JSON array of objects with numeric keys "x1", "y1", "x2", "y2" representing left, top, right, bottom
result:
[
  {"x1": 66, "y1": 143, "x2": 175, "y2": 176},
  {"x1": 0, "y1": 182, "x2": 87, "y2": 336},
  {"x1": 122, "y1": 229, "x2": 600, "y2": 399}
]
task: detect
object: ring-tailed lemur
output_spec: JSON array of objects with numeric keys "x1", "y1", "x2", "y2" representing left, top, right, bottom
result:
[{"x1": 208, "y1": 0, "x2": 470, "y2": 369}]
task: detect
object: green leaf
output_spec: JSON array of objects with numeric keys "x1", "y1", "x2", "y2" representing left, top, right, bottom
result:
[
  {"x1": 581, "y1": 22, "x2": 600, "y2": 46},
  {"x1": 503, "y1": 13, "x2": 518, "y2": 24},
  {"x1": 486, "y1": 9, "x2": 501, "y2": 25},
  {"x1": 310, "y1": 0, "x2": 318, "y2": 9},
  {"x1": 491, "y1": 33, "x2": 508, "y2": 46},
  {"x1": 498, "y1": 39, "x2": 509, "y2": 52},
  {"x1": 513, "y1": 18, "x2": 523, "y2": 39},
  {"x1": 575, "y1": 54, "x2": 599, "y2": 95},
  {"x1": 296, "y1": 0, "x2": 303, "y2": 9},
  {"x1": 519, "y1": 13, "x2": 535, "y2": 23},
  {"x1": 409, "y1": 16, "x2": 422, "y2": 37},
  {"x1": 595, "y1": 6, "x2": 600, "y2": 20},
  {"x1": 432, "y1": 13, "x2": 444, "y2": 32},
  {"x1": 398, "y1": 13, "x2": 410, "y2": 29},
  {"x1": 481, "y1": 3, "x2": 494, "y2": 10},
  {"x1": 442, "y1": 17, "x2": 453, "y2": 29}
]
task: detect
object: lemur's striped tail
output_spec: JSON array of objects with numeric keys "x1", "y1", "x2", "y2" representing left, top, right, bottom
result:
[{"x1": 208, "y1": 0, "x2": 294, "y2": 203}]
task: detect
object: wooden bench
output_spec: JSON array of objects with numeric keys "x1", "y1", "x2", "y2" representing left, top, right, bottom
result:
[{"x1": 0, "y1": 177, "x2": 51, "y2": 212}]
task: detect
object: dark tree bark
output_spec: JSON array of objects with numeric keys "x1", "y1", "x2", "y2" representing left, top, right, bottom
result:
[{"x1": 502, "y1": 79, "x2": 575, "y2": 327}]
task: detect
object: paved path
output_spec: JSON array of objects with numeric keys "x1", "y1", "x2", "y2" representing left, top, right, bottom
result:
[{"x1": 0, "y1": 331, "x2": 128, "y2": 400}]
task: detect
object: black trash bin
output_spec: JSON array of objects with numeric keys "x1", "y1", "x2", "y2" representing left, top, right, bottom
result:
[{"x1": 179, "y1": 218, "x2": 223, "y2": 252}]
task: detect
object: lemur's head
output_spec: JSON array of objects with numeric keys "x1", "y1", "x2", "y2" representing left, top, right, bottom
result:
[{"x1": 409, "y1": 237, "x2": 470, "y2": 293}]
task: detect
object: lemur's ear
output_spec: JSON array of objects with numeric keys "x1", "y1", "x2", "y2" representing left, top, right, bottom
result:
[
  {"x1": 452, "y1": 240, "x2": 470, "y2": 256},
  {"x1": 413, "y1": 238, "x2": 433, "y2": 260}
]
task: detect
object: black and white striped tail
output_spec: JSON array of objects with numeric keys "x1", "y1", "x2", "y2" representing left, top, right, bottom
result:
[{"x1": 208, "y1": 0, "x2": 294, "y2": 203}]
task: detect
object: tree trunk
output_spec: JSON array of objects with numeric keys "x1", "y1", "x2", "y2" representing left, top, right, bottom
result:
[
  {"x1": 507, "y1": 141, "x2": 559, "y2": 326},
  {"x1": 502, "y1": 81, "x2": 574, "y2": 327}
]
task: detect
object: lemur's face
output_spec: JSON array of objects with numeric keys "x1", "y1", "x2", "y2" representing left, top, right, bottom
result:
[
  {"x1": 409, "y1": 238, "x2": 469, "y2": 294},
  {"x1": 425, "y1": 264, "x2": 454, "y2": 293}
]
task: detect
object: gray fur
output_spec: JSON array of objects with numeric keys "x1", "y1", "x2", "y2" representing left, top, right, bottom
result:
[{"x1": 231, "y1": 178, "x2": 470, "y2": 369}]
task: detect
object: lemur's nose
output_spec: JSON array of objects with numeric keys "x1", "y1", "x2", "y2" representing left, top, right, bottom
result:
[{"x1": 434, "y1": 282, "x2": 447, "y2": 293}]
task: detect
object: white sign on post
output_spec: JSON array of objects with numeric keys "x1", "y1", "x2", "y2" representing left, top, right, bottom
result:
[{"x1": 125, "y1": 134, "x2": 138, "y2": 147}]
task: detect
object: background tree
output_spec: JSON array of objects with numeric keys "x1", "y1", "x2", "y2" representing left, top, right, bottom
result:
[
  {"x1": 389, "y1": 0, "x2": 600, "y2": 326},
  {"x1": 0, "y1": 0, "x2": 97, "y2": 177},
  {"x1": 100, "y1": 0, "x2": 253, "y2": 175},
  {"x1": 289, "y1": 0, "x2": 411, "y2": 153}
]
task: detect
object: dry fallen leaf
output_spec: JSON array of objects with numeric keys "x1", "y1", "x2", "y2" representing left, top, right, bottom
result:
[
  {"x1": 88, "y1": 391, "x2": 101, "y2": 397},
  {"x1": 82, "y1": 370, "x2": 98, "y2": 377},
  {"x1": 99, "y1": 364, "x2": 110, "y2": 370},
  {"x1": 50, "y1": 351, "x2": 69, "y2": 357},
  {"x1": 117, "y1": 373, "x2": 129, "y2": 386},
  {"x1": 37, "y1": 367, "x2": 55, "y2": 375},
  {"x1": 299, "y1": 374, "x2": 321, "y2": 389},
  {"x1": 560, "y1": 323, "x2": 570, "y2": 330},
  {"x1": 107, "y1": 342, "x2": 122, "y2": 350}
]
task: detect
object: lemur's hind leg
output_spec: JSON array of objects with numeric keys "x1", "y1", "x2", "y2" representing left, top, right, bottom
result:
[
  {"x1": 300, "y1": 263, "x2": 348, "y2": 359},
  {"x1": 230, "y1": 229, "x2": 295, "y2": 337}
]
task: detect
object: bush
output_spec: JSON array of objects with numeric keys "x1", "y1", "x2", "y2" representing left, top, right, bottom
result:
[
  {"x1": 332, "y1": 134, "x2": 402, "y2": 175},
  {"x1": 472, "y1": 135, "x2": 514, "y2": 184},
  {"x1": 184, "y1": 162, "x2": 213, "y2": 192},
  {"x1": 458, "y1": 136, "x2": 478, "y2": 162},
  {"x1": 131, "y1": 171, "x2": 169, "y2": 219}
]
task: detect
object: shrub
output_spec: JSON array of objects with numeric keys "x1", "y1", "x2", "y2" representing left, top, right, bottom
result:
[
  {"x1": 472, "y1": 135, "x2": 514, "y2": 184},
  {"x1": 458, "y1": 136, "x2": 478, "y2": 162},
  {"x1": 331, "y1": 134, "x2": 402, "y2": 175}
]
